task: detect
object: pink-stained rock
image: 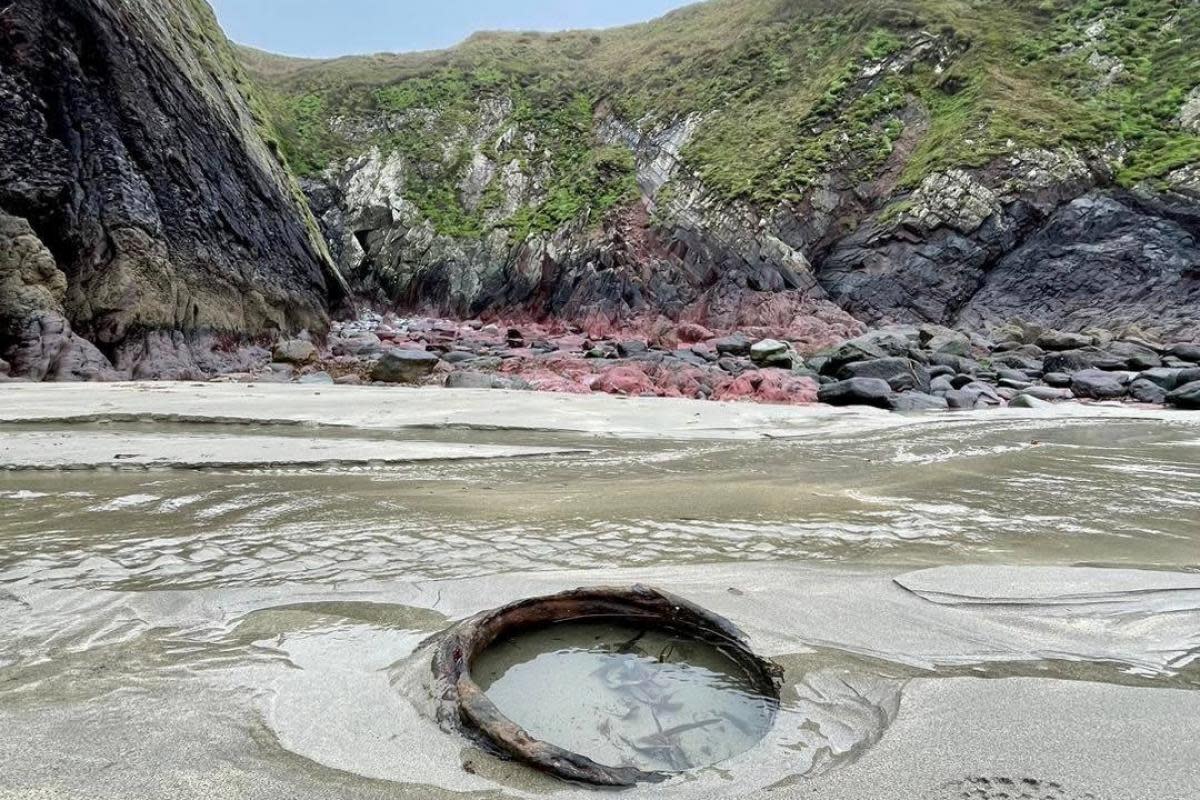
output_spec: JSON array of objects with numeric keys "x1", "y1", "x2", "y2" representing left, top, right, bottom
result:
[
  {"x1": 712, "y1": 369, "x2": 819, "y2": 404},
  {"x1": 592, "y1": 365, "x2": 656, "y2": 396},
  {"x1": 328, "y1": 312, "x2": 826, "y2": 406},
  {"x1": 675, "y1": 323, "x2": 716, "y2": 344},
  {"x1": 499, "y1": 353, "x2": 597, "y2": 394}
]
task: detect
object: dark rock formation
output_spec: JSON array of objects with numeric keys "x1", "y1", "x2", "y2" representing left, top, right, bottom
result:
[
  {"x1": 0, "y1": 212, "x2": 119, "y2": 379},
  {"x1": 305, "y1": 172, "x2": 862, "y2": 350},
  {"x1": 286, "y1": 57, "x2": 1200, "y2": 352},
  {"x1": 1070, "y1": 369, "x2": 1128, "y2": 401},
  {"x1": 818, "y1": 377, "x2": 894, "y2": 409},
  {"x1": 958, "y1": 192, "x2": 1200, "y2": 337},
  {"x1": 1167, "y1": 381, "x2": 1200, "y2": 409},
  {"x1": 820, "y1": 185, "x2": 1200, "y2": 340},
  {"x1": 0, "y1": 0, "x2": 343, "y2": 380},
  {"x1": 838, "y1": 357, "x2": 931, "y2": 393}
]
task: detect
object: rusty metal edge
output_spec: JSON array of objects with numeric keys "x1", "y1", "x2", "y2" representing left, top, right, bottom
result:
[{"x1": 431, "y1": 584, "x2": 782, "y2": 787}]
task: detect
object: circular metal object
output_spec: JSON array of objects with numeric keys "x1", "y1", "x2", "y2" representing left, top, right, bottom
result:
[{"x1": 432, "y1": 584, "x2": 782, "y2": 786}]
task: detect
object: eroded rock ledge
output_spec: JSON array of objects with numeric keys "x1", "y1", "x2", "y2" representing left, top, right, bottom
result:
[{"x1": 0, "y1": 0, "x2": 343, "y2": 380}]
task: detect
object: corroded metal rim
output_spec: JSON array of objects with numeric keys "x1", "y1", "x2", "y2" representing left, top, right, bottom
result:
[{"x1": 431, "y1": 585, "x2": 783, "y2": 786}]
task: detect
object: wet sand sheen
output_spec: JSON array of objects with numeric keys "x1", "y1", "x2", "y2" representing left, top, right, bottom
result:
[{"x1": 0, "y1": 384, "x2": 1198, "y2": 799}]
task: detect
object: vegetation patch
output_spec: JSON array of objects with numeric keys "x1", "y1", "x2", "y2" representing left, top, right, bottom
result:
[{"x1": 241, "y1": 0, "x2": 1200, "y2": 237}]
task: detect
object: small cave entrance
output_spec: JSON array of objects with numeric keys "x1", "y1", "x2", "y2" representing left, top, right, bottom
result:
[
  {"x1": 352, "y1": 229, "x2": 372, "y2": 253},
  {"x1": 351, "y1": 229, "x2": 377, "y2": 278}
]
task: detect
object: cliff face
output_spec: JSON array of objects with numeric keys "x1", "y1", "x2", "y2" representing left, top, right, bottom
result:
[
  {"x1": 0, "y1": 0, "x2": 343, "y2": 380},
  {"x1": 3, "y1": 0, "x2": 1195, "y2": 385},
  {"x1": 250, "y1": 0, "x2": 1200, "y2": 343}
]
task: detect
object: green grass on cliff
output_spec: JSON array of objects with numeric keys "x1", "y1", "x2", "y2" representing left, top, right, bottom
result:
[{"x1": 241, "y1": 0, "x2": 1200, "y2": 237}]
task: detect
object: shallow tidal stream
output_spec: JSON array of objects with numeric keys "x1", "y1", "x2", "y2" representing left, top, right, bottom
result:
[{"x1": 1, "y1": 386, "x2": 1199, "y2": 800}]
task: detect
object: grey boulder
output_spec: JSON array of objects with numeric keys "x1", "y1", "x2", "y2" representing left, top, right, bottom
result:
[
  {"x1": 714, "y1": 334, "x2": 752, "y2": 357},
  {"x1": 1019, "y1": 386, "x2": 1073, "y2": 402},
  {"x1": 371, "y1": 349, "x2": 440, "y2": 383},
  {"x1": 1167, "y1": 343, "x2": 1200, "y2": 363},
  {"x1": 839, "y1": 357, "x2": 931, "y2": 392},
  {"x1": 889, "y1": 392, "x2": 950, "y2": 412},
  {"x1": 992, "y1": 352, "x2": 1043, "y2": 373},
  {"x1": 750, "y1": 339, "x2": 796, "y2": 369},
  {"x1": 617, "y1": 340, "x2": 649, "y2": 358},
  {"x1": 1094, "y1": 341, "x2": 1162, "y2": 372},
  {"x1": 445, "y1": 371, "x2": 532, "y2": 390},
  {"x1": 1135, "y1": 368, "x2": 1183, "y2": 391},
  {"x1": 963, "y1": 381, "x2": 1003, "y2": 405},
  {"x1": 1008, "y1": 394, "x2": 1052, "y2": 409},
  {"x1": 1043, "y1": 348, "x2": 1102, "y2": 374},
  {"x1": 331, "y1": 334, "x2": 382, "y2": 358},
  {"x1": 1036, "y1": 331, "x2": 1093, "y2": 351},
  {"x1": 930, "y1": 375, "x2": 955, "y2": 393},
  {"x1": 822, "y1": 330, "x2": 912, "y2": 372},
  {"x1": 818, "y1": 378, "x2": 894, "y2": 409},
  {"x1": 272, "y1": 339, "x2": 317, "y2": 365},
  {"x1": 1070, "y1": 369, "x2": 1127, "y2": 400},
  {"x1": 1176, "y1": 367, "x2": 1200, "y2": 386},
  {"x1": 918, "y1": 325, "x2": 971, "y2": 356},
  {"x1": 944, "y1": 388, "x2": 987, "y2": 410},
  {"x1": 1166, "y1": 380, "x2": 1200, "y2": 409},
  {"x1": 442, "y1": 350, "x2": 479, "y2": 365},
  {"x1": 1128, "y1": 379, "x2": 1168, "y2": 404},
  {"x1": 1043, "y1": 372, "x2": 1073, "y2": 387}
]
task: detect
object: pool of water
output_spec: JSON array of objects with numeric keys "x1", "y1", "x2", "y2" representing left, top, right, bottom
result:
[{"x1": 473, "y1": 621, "x2": 778, "y2": 773}]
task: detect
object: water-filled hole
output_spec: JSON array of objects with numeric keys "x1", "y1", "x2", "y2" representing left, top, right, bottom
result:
[{"x1": 473, "y1": 620, "x2": 779, "y2": 774}]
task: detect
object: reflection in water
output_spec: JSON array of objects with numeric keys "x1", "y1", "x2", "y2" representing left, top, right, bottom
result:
[{"x1": 474, "y1": 622, "x2": 778, "y2": 772}]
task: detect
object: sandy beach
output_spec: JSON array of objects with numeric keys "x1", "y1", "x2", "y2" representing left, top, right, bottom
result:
[{"x1": 1, "y1": 384, "x2": 1197, "y2": 799}]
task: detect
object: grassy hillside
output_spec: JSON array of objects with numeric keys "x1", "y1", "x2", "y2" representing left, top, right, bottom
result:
[{"x1": 242, "y1": 0, "x2": 1200, "y2": 236}]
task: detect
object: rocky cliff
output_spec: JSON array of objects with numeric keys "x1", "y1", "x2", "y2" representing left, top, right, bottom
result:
[
  {"x1": 0, "y1": 0, "x2": 344, "y2": 380},
  {"x1": 247, "y1": 0, "x2": 1199, "y2": 344}
]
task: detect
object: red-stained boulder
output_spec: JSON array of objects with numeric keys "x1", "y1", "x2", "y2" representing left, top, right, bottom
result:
[
  {"x1": 675, "y1": 322, "x2": 716, "y2": 344},
  {"x1": 592, "y1": 365, "x2": 656, "y2": 396},
  {"x1": 713, "y1": 369, "x2": 819, "y2": 404}
]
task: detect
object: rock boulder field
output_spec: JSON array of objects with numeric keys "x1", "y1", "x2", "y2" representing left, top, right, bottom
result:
[{"x1": 153, "y1": 310, "x2": 1198, "y2": 413}]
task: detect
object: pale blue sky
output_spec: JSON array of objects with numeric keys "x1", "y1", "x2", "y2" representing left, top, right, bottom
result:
[{"x1": 210, "y1": 0, "x2": 695, "y2": 58}]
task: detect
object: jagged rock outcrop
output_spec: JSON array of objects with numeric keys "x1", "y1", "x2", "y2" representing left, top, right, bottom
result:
[
  {"x1": 1180, "y1": 87, "x2": 1200, "y2": 135},
  {"x1": 304, "y1": 112, "x2": 863, "y2": 346},
  {"x1": 306, "y1": 90, "x2": 1199, "y2": 342},
  {"x1": 818, "y1": 150, "x2": 1098, "y2": 326},
  {"x1": 956, "y1": 190, "x2": 1200, "y2": 335},
  {"x1": 0, "y1": 0, "x2": 344, "y2": 380},
  {"x1": 0, "y1": 212, "x2": 119, "y2": 380},
  {"x1": 5, "y1": 0, "x2": 1195, "y2": 382},
  {"x1": 247, "y1": 0, "x2": 1199, "y2": 345}
]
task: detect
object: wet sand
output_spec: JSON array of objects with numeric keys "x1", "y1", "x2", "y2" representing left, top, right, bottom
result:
[
  {"x1": 1, "y1": 383, "x2": 1198, "y2": 799},
  {"x1": 0, "y1": 431, "x2": 583, "y2": 470}
]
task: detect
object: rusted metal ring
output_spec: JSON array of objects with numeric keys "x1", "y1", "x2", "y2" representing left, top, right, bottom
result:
[{"x1": 431, "y1": 585, "x2": 782, "y2": 786}]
